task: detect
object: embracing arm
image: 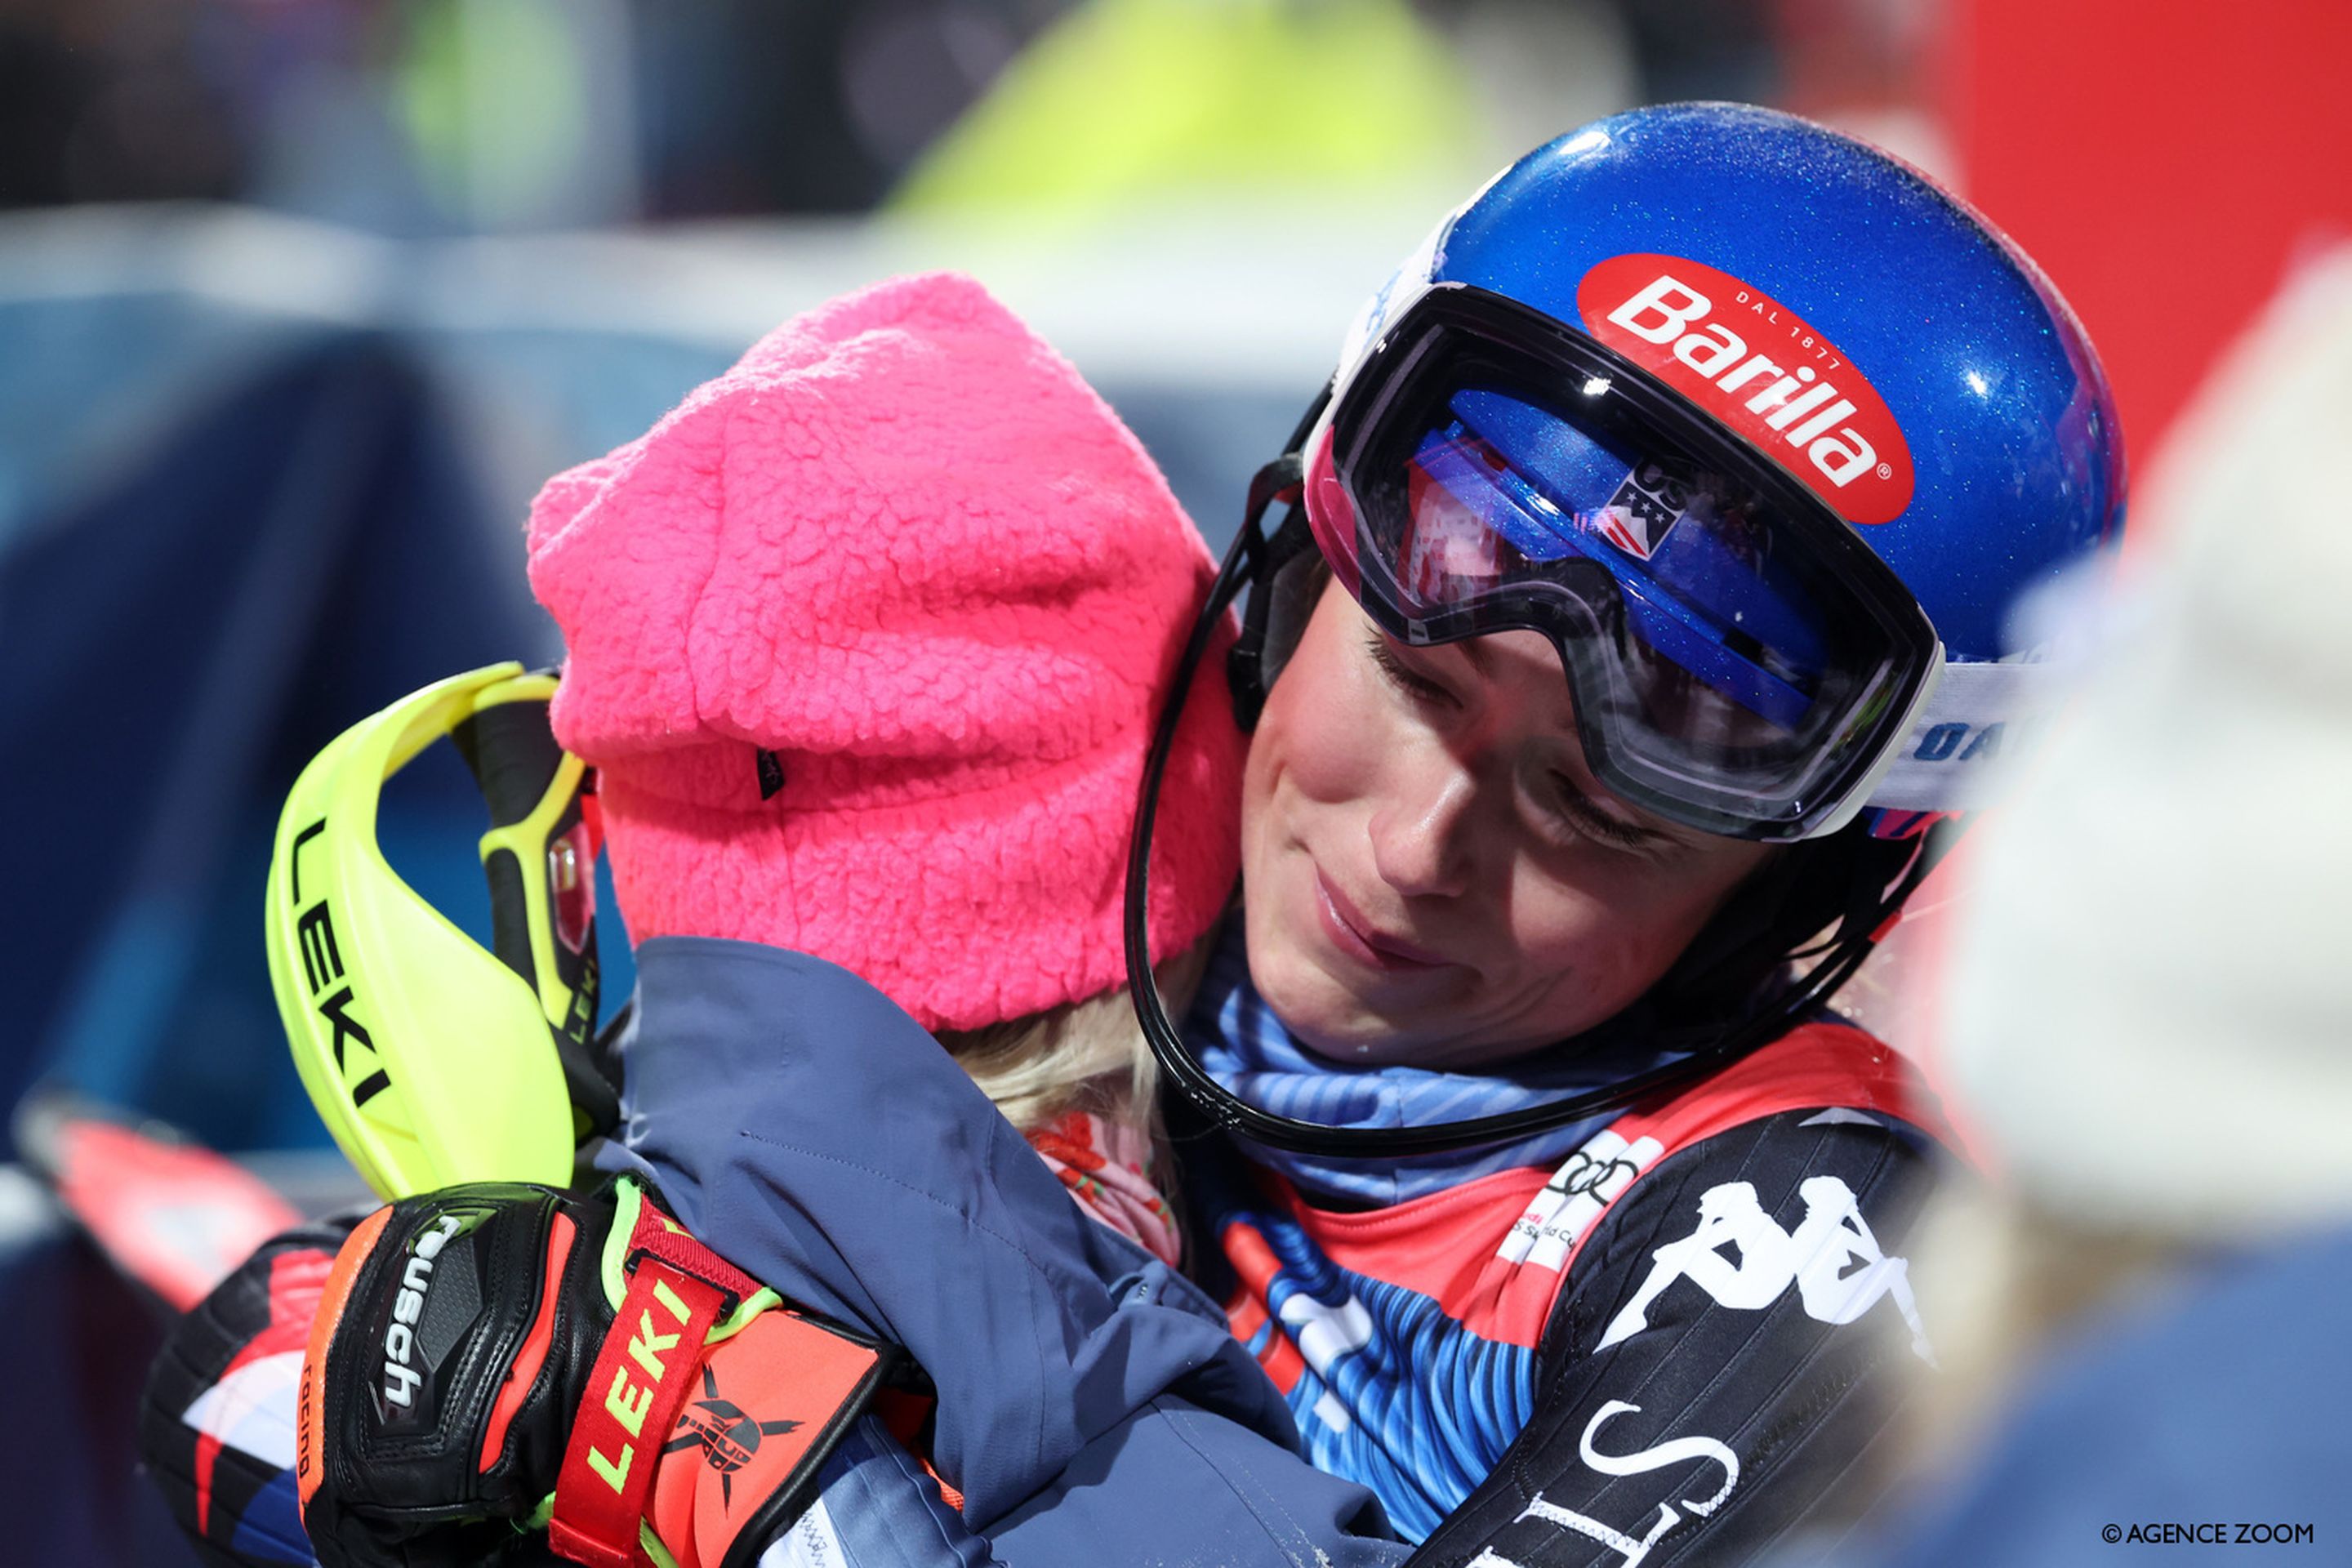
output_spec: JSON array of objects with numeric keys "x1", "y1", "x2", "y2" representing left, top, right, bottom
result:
[
  {"x1": 1408, "y1": 1111, "x2": 1939, "y2": 1568},
  {"x1": 142, "y1": 934, "x2": 1396, "y2": 1568},
  {"x1": 596, "y1": 936, "x2": 1400, "y2": 1567},
  {"x1": 139, "y1": 1189, "x2": 1399, "y2": 1568}
]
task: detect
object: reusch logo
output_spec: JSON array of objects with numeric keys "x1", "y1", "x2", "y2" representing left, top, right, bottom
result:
[
  {"x1": 1577, "y1": 254, "x2": 1915, "y2": 525},
  {"x1": 379, "y1": 1214, "x2": 462, "y2": 1415}
]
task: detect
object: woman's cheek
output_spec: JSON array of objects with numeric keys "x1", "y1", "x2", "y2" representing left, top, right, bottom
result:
[
  {"x1": 1245, "y1": 621, "x2": 1396, "y2": 829},
  {"x1": 1285, "y1": 696, "x2": 1394, "y2": 806},
  {"x1": 1510, "y1": 881, "x2": 1644, "y2": 997},
  {"x1": 1503, "y1": 865, "x2": 1713, "y2": 1016}
]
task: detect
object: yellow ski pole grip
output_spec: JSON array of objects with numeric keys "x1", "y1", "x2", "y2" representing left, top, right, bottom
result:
[{"x1": 265, "y1": 664, "x2": 584, "y2": 1198}]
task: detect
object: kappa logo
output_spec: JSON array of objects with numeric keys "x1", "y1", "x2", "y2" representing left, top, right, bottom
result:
[
  {"x1": 1463, "y1": 1402, "x2": 1739, "y2": 1568},
  {"x1": 1578, "y1": 253, "x2": 1915, "y2": 525},
  {"x1": 1599, "y1": 1176, "x2": 1933, "y2": 1362},
  {"x1": 666, "y1": 1364, "x2": 801, "y2": 1508}
]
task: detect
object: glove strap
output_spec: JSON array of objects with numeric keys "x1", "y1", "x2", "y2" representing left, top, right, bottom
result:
[
  {"x1": 551, "y1": 1193, "x2": 758, "y2": 1568},
  {"x1": 550, "y1": 1253, "x2": 728, "y2": 1568},
  {"x1": 549, "y1": 1191, "x2": 898, "y2": 1568}
]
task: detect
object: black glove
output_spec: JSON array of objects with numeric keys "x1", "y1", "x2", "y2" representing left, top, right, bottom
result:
[{"x1": 296, "y1": 1178, "x2": 899, "y2": 1568}]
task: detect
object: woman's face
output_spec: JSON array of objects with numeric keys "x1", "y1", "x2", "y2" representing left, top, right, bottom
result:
[{"x1": 1240, "y1": 581, "x2": 1775, "y2": 1071}]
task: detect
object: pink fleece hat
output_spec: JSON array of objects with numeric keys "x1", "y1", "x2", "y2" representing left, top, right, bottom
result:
[{"x1": 524, "y1": 273, "x2": 1244, "y2": 1032}]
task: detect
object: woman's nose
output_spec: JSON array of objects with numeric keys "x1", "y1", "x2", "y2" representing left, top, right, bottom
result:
[{"x1": 1366, "y1": 752, "x2": 1480, "y2": 901}]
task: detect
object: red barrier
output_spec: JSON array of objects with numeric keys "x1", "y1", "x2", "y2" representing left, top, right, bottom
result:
[{"x1": 1944, "y1": 0, "x2": 2352, "y2": 497}]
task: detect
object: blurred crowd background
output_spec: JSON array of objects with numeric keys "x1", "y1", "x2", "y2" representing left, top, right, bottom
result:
[{"x1": 2, "y1": 0, "x2": 2349, "y2": 1561}]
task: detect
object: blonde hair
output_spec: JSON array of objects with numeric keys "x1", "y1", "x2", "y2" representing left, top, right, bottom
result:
[{"x1": 931, "y1": 936, "x2": 1214, "y2": 1141}]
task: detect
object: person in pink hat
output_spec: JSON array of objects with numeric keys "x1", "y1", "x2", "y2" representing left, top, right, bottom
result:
[
  {"x1": 146, "y1": 270, "x2": 1399, "y2": 1568},
  {"x1": 525, "y1": 265, "x2": 1252, "y2": 1266}
]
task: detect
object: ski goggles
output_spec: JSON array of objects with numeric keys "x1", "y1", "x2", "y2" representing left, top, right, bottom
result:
[{"x1": 1303, "y1": 284, "x2": 1942, "y2": 841}]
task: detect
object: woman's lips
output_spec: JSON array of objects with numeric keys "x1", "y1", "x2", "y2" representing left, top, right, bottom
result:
[{"x1": 1312, "y1": 869, "x2": 1450, "y2": 973}]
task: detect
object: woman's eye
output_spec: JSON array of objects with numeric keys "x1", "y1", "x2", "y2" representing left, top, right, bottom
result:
[
  {"x1": 1543, "y1": 774, "x2": 1656, "y2": 854},
  {"x1": 1365, "y1": 634, "x2": 1460, "y2": 708}
]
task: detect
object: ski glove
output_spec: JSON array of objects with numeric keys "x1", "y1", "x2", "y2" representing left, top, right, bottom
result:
[
  {"x1": 296, "y1": 1177, "x2": 900, "y2": 1568},
  {"x1": 143, "y1": 1214, "x2": 357, "y2": 1567}
]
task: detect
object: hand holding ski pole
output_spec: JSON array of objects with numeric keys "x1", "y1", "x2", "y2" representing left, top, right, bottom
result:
[{"x1": 296, "y1": 1178, "x2": 898, "y2": 1568}]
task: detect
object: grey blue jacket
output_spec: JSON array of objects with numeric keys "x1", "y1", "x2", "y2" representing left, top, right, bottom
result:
[{"x1": 594, "y1": 935, "x2": 1404, "y2": 1568}]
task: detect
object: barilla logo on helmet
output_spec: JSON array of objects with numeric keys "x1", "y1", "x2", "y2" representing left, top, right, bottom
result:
[{"x1": 1577, "y1": 254, "x2": 1914, "y2": 524}]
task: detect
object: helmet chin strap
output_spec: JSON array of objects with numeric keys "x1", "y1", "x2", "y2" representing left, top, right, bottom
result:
[{"x1": 1123, "y1": 437, "x2": 1962, "y2": 1160}]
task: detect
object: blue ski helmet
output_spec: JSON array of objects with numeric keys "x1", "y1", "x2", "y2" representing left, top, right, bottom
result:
[
  {"x1": 1129, "y1": 104, "x2": 2126, "y2": 1155},
  {"x1": 1291, "y1": 101, "x2": 2125, "y2": 841}
]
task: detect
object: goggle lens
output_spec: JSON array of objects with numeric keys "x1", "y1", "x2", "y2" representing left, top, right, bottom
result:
[{"x1": 1312, "y1": 291, "x2": 1936, "y2": 839}]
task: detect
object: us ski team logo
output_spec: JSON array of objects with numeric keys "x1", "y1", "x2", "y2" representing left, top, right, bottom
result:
[
  {"x1": 1594, "y1": 459, "x2": 1699, "y2": 561},
  {"x1": 1578, "y1": 253, "x2": 1915, "y2": 525}
]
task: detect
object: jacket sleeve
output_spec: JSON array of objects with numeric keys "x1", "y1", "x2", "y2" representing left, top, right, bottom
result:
[
  {"x1": 592, "y1": 936, "x2": 1303, "y2": 1529},
  {"x1": 778, "y1": 1399, "x2": 1406, "y2": 1568},
  {"x1": 1404, "y1": 1111, "x2": 1940, "y2": 1568},
  {"x1": 986, "y1": 1396, "x2": 1405, "y2": 1568}
]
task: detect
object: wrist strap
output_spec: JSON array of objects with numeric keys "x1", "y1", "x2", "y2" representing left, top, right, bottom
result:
[
  {"x1": 550, "y1": 1255, "x2": 728, "y2": 1568},
  {"x1": 550, "y1": 1194, "x2": 900, "y2": 1568}
]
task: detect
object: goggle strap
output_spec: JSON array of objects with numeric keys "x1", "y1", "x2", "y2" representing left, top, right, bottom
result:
[
  {"x1": 1869, "y1": 660, "x2": 2056, "y2": 813},
  {"x1": 1224, "y1": 453, "x2": 1307, "y2": 731}
]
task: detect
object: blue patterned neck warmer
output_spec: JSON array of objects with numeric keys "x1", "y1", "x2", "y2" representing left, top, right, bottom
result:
[{"x1": 1179, "y1": 918, "x2": 1690, "y2": 1206}]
